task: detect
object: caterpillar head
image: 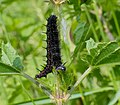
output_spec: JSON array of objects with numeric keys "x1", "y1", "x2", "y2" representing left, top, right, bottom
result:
[{"x1": 56, "y1": 63, "x2": 66, "y2": 71}]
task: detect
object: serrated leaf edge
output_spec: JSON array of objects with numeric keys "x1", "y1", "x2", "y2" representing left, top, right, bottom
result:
[
  {"x1": 91, "y1": 42, "x2": 118, "y2": 65},
  {"x1": 94, "y1": 47, "x2": 120, "y2": 66}
]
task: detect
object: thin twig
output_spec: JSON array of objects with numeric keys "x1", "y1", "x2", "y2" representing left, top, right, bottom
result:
[
  {"x1": 65, "y1": 67, "x2": 93, "y2": 100},
  {"x1": 21, "y1": 72, "x2": 54, "y2": 99}
]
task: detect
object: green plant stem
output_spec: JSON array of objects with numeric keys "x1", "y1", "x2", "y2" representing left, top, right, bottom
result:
[
  {"x1": 53, "y1": 69, "x2": 65, "y2": 105},
  {"x1": 18, "y1": 77, "x2": 36, "y2": 105},
  {"x1": 65, "y1": 66, "x2": 92, "y2": 100},
  {"x1": 84, "y1": 4, "x2": 99, "y2": 42},
  {"x1": 112, "y1": 11, "x2": 120, "y2": 37},
  {"x1": 55, "y1": 71, "x2": 60, "y2": 103},
  {"x1": 79, "y1": 86, "x2": 87, "y2": 105},
  {"x1": 109, "y1": 69, "x2": 118, "y2": 91},
  {"x1": 55, "y1": 4, "x2": 62, "y2": 33},
  {"x1": 21, "y1": 72, "x2": 54, "y2": 99},
  {"x1": 93, "y1": 2, "x2": 107, "y2": 41},
  {"x1": 54, "y1": 4, "x2": 66, "y2": 105},
  {"x1": 70, "y1": 87, "x2": 114, "y2": 100}
]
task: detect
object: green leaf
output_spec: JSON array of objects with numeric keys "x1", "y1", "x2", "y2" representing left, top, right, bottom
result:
[
  {"x1": 0, "y1": 62, "x2": 20, "y2": 75},
  {"x1": 13, "y1": 57, "x2": 24, "y2": 70},
  {"x1": 93, "y1": 42, "x2": 120, "y2": 66},
  {"x1": 73, "y1": 22, "x2": 87, "y2": 45},
  {"x1": 1, "y1": 42, "x2": 24, "y2": 71},
  {"x1": 1, "y1": 42, "x2": 16, "y2": 65},
  {"x1": 86, "y1": 38, "x2": 98, "y2": 54},
  {"x1": 85, "y1": 39, "x2": 120, "y2": 67},
  {"x1": 72, "y1": 22, "x2": 89, "y2": 62}
]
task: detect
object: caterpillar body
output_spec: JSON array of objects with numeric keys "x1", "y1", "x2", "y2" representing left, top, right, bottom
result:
[{"x1": 35, "y1": 15, "x2": 66, "y2": 79}]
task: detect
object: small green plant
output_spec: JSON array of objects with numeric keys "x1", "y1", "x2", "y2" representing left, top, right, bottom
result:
[{"x1": 0, "y1": 0, "x2": 120, "y2": 105}]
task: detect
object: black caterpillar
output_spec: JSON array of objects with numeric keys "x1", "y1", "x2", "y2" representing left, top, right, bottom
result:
[{"x1": 35, "y1": 15, "x2": 66, "y2": 78}]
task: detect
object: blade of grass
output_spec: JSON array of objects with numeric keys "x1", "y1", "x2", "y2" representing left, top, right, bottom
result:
[
  {"x1": 83, "y1": 4, "x2": 99, "y2": 42},
  {"x1": 13, "y1": 98, "x2": 52, "y2": 105},
  {"x1": 70, "y1": 87, "x2": 114, "y2": 100},
  {"x1": 93, "y1": 2, "x2": 107, "y2": 41},
  {"x1": 109, "y1": 69, "x2": 118, "y2": 91},
  {"x1": 78, "y1": 85, "x2": 87, "y2": 105},
  {"x1": 112, "y1": 11, "x2": 120, "y2": 37}
]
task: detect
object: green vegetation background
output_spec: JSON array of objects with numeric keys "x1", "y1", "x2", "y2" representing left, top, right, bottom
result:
[{"x1": 0, "y1": 0, "x2": 120, "y2": 105}]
